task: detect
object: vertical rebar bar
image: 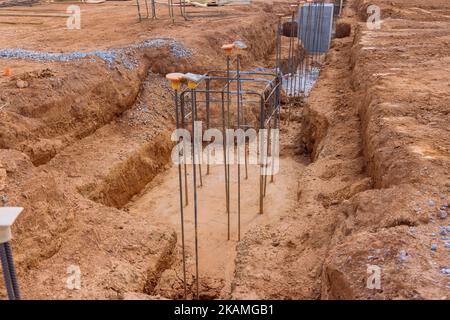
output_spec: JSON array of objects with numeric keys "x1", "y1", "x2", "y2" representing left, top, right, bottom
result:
[
  {"x1": 180, "y1": 95, "x2": 189, "y2": 206},
  {"x1": 136, "y1": 0, "x2": 142, "y2": 22},
  {"x1": 151, "y1": 0, "x2": 156, "y2": 18},
  {"x1": 287, "y1": 12, "x2": 295, "y2": 97},
  {"x1": 192, "y1": 89, "x2": 203, "y2": 188},
  {"x1": 174, "y1": 89, "x2": 187, "y2": 299},
  {"x1": 292, "y1": 6, "x2": 298, "y2": 97},
  {"x1": 259, "y1": 97, "x2": 265, "y2": 215},
  {"x1": 225, "y1": 56, "x2": 231, "y2": 240},
  {"x1": 144, "y1": 0, "x2": 149, "y2": 19},
  {"x1": 0, "y1": 244, "x2": 15, "y2": 300},
  {"x1": 236, "y1": 55, "x2": 242, "y2": 241},
  {"x1": 180, "y1": 0, "x2": 188, "y2": 20},
  {"x1": 206, "y1": 79, "x2": 211, "y2": 175},
  {"x1": 3, "y1": 243, "x2": 20, "y2": 299},
  {"x1": 168, "y1": 0, "x2": 174, "y2": 22},
  {"x1": 264, "y1": 110, "x2": 272, "y2": 197},
  {"x1": 303, "y1": 2, "x2": 313, "y2": 94},
  {"x1": 220, "y1": 91, "x2": 230, "y2": 239},
  {"x1": 298, "y1": 1, "x2": 306, "y2": 96},
  {"x1": 191, "y1": 90, "x2": 200, "y2": 300},
  {"x1": 276, "y1": 16, "x2": 282, "y2": 77}
]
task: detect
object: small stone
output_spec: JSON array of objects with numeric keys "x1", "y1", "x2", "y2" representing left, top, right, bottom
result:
[
  {"x1": 1, "y1": 194, "x2": 9, "y2": 207},
  {"x1": 441, "y1": 268, "x2": 450, "y2": 275},
  {"x1": 447, "y1": 226, "x2": 450, "y2": 232},
  {"x1": 431, "y1": 243, "x2": 438, "y2": 251},
  {"x1": 440, "y1": 227, "x2": 447, "y2": 236},
  {"x1": 445, "y1": 243, "x2": 450, "y2": 249},
  {"x1": 439, "y1": 210, "x2": 448, "y2": 219},
  {"x1": 15, "y1": 79, "x2": 29, "y2": 88},
  {"x1": 428, "y1": 200, "x2": 436, "y2": 207},
  {"x1": 399, "y1": 250, "x2": 409, "y2": 262},
  {"x1": 440, "y1": 193, "x2": 445, "y2": 199}
]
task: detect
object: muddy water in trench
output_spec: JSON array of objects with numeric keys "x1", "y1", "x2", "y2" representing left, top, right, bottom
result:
[{"x1": 126, "y1": 150, "x2": 305, "y2": 297}]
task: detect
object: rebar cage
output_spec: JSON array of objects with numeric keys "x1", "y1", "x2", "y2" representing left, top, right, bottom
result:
[
  {"x1": 276, "y1": 0, "x2": 332, "y2": 98},
  {"x1": 168, "y1": 50, "x2": 282, "y2": 299},
  {"x1": 136, "y1": 0, "x2": 231, "y2": 22}
]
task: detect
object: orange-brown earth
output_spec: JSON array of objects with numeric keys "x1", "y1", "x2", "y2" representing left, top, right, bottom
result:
[
  {"x1": 233, "y1": 0, "x2": 450, "y2": 299},
  {"x1": 0, "y1": 0, "x2": 448, "y2": 299}
]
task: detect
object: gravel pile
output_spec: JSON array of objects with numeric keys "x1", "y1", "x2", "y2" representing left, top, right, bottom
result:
[
  {"x1": 0, "y1": 38, "x2": 193, "y2": 69},
  {"x1": 0, "y1": 0, "x2": 39, "y2": 8}
]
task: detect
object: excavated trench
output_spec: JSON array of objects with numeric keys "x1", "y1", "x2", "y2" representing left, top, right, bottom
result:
[
  {"x1": 69, "y1": 27, "x2": 334, "y2": 300},
  {"x1": 0, "y1": 10, "x2": 296, "y2": 299},
  {"x1": 2, "y1": 0, "x2": 447, "y2": 300},
  {"x1": 1, "y1": 7, "x2": 360, "y2": 300},
  {"x1": 15, "y1": 20, "x2": 317, "y2": 300}
]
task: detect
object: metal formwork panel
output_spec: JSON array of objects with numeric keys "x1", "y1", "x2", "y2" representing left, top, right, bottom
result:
[{"x1": 298, "y1": 3, "x2": 334, "y2": 54}]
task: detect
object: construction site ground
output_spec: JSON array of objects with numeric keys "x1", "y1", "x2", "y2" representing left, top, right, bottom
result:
[{"x1": 0, "y1": 0, "x2": 449, "y2": 299}]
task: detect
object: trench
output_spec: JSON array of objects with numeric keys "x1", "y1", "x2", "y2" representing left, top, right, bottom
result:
[
  {"x1": 1, "y1": 1, "x2": 378, "y2": 300},
  {"x1": 102, "y1": 36, "x2": 327, "y2": 300},
  {"x1": 0, "y1": 0, "x2": 446, "y2": 300},
  {"x1": 126, "y1": 118, "x2": 309, "y2": 299},
  {"x1": 71, "y1": 16, "x2": 333, "y2": 301},
  {"x1": 65, "y1": 32, "x2": 320, "y2": 299}
]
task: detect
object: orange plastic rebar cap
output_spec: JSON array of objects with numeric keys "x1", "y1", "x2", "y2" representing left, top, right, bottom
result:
[
  {"x1": 221, "y1": 44, "x2": 235, "y2": 55},
  {"x1": 166, "y1": 73, "x2": 185, "y2": 82},
  {"x1": 3, "y1": 67, "x2": 12, "y2": 77},
  {"x1": 166, "y1": 72, "x2": 185, "y2": 90}
]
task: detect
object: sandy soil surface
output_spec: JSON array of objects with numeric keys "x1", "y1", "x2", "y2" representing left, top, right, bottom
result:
[{"x1": 0, "y1": 0, "x2": 448, "y2": 300}]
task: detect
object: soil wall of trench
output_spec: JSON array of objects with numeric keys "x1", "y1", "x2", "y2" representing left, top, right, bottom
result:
[{"x1": 232, "y1": 0, "x2": 449, "y2": 300}]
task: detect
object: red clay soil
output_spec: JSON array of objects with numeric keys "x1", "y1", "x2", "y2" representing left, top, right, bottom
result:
[
  {"x1": 0, "y1": 0, "x2": 448, "y2": 300},
  {"x1": 0, "y1": 1, "x2": 279, "y2": 299},
  {"x1": 232, "y1": 0, "x2": 450, "y2": 300}
]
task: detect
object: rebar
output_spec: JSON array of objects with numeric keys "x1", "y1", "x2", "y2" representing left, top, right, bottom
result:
[
  {"x1": 180, "y1": 95, "x2": 189, "y2": 206},
  {"x1": 236, "y1": 54, "x2": 242, "y2": 241},
  {"x1": 173, "y1": 88, "x2": 187, "y2": 299},
  {"x1": 225, "y1": 55, "x2": 231, "y2": 241},
  {"x1": 0, "y1": 244, "x2": 15, "y2": 300},
  {"x1": 190, "y1": 89, "x2": 200, "y2": 300},
  {"x1": 3, "y1": 243, "x2": 20, "y2": 299},
  {"x1": 169, "y1": 54, "x2": 282, "y2": 299}
]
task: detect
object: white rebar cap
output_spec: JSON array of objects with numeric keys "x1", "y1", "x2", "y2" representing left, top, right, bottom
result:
[
  {"x1": 183, "y1": 73, "x2": 204, "y2": 84},
  {"x1": 0, "y1": 207, "x2": 23, "y2": 243},
  {"x1": 233, "y1": 40, "x2": 248, "y2": 50}
]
